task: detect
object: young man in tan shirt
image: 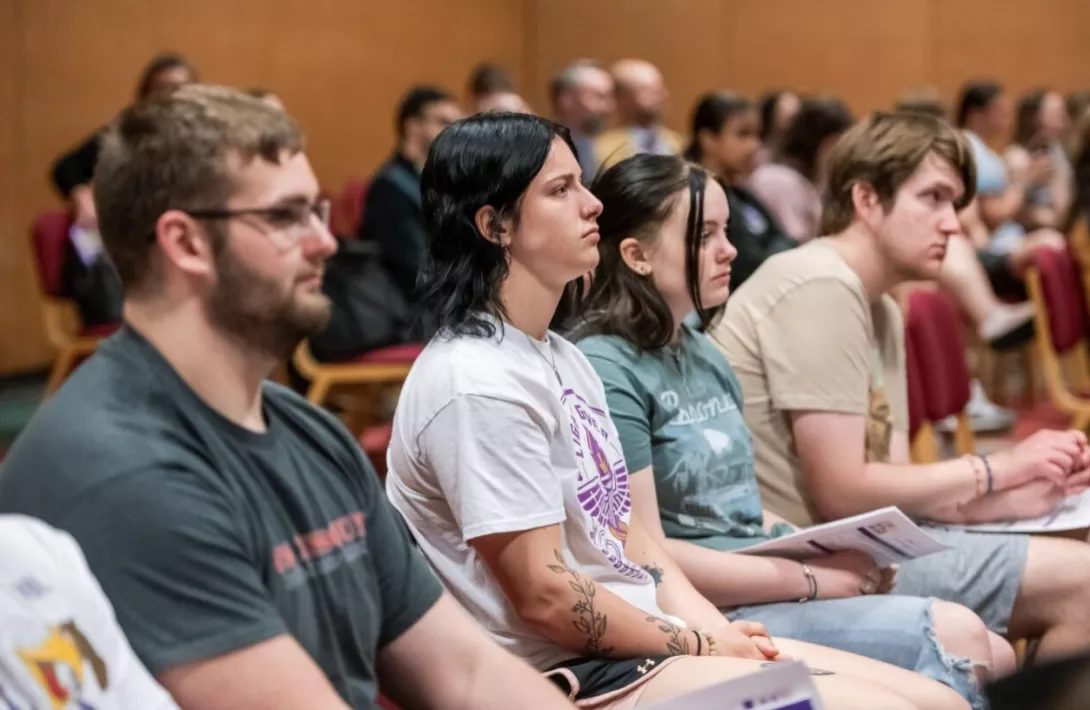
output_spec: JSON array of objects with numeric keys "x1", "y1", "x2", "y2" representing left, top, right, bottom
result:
[{"x1": 712, "y1": 111, "x2": 1090, "y2": 661}]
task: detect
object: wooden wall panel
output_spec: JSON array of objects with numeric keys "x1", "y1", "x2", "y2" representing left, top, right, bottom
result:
[
  {"x1": 0, "y1": 0, "x2": 523, "y2": 375},
  {"x1": 0, "y1": 0, "x2": 53, "y2": 372},
  {"x1": 932, "y1": 0, "x2": 1090, "y2": 103},
  {"x1": 726, "y1": 0, "x2": 933, "y2": 116}
]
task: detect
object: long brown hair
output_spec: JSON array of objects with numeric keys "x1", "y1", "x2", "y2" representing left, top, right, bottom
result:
[{"x1": 562, "y1": 154, "x2": 721, "y2": 350}]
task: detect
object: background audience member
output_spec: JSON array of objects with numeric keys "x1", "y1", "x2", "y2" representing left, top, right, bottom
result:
[
  {"x1": 686, "y1": 92, "x2": 797, "y2": 290},
  {"x1": 713, "y1": 111, "x2": 1090, "y2": 664},
  {"x1": 596, "y1": 59, "x2": 682, "y2": 167},
  {"x1": 748, "y1": 97, "x2": 853, "y2": 243},
  {"x1": 50, "y1": 53, "x2": 197, "y2": 331},
  {"x1": 0, "y1": 85, "x2": 569, "y2": 710},
  {"x1": 465, "y1": 62, "x2": 522, "y2": 113},
  {"x1": 1071, "y1": 106, "x2": 1090, "y2": 228},
  {"x1": 51, "y1": 52, "x2": 197, "y2": 227},
  {"x1": 550, "y1": 60, "x2": 616, "y2": 179},
  {"x1": 1006, "y1": 89, "x2": 1073, "y2": 231},
  {"x1": 757, "y1": 90, "x2": 801, "y2": 164},
  {"x1": 0, "y1": 515, "x2": 180, "y2": 710},
  {"x1": 247, "y1": 87, "x2": 286, "y2": 110},
  {"x1": 956, "y1": 80, "x2": 1067, "y2": 258},
  {"x1": 357, "y1": 86, "x2": 461, "y2": 301}
]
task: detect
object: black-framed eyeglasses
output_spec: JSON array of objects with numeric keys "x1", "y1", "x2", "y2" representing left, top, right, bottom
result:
[{"x1": 185, "y1": 198, "x2": 332, "y2": 234}]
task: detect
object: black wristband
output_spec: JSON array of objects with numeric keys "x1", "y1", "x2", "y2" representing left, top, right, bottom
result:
[
  {"x1": 980, "y1": 454, "x2": 994, "y2": 494},
  {"x1": 694, "y1": 629, "x2": 703, "y2": 656}
]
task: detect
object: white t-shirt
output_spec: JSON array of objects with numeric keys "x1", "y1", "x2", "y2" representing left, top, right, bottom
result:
[
  {"x1": 0, "y1": 515, "x2": 178, "y2": 710},
  {"x1": 387, "y1": 321, "x2": 674, "y2": 670}
]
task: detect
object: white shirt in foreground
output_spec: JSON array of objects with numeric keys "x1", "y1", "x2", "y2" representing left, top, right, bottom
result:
[
  {"x1": 0, "y1": 515, "x2": 178, "y2": 710},
  {"x1": 387, "y1": 321, "x2": 675, "y2": 670}
]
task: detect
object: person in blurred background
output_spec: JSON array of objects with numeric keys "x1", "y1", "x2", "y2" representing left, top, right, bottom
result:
[
  {"x1": 1005, "y1": 89, "x2": 1073, "y2": 231},
  {"x1": 955, "y1": 81, "x2": 1066, "y2": 260},
  {"x1": 51, "y1": 52, "x2": 197, "y2": 228},
  {"x1": 358, "y1": 86, "x2": 462, "y2": 301},
  {"x1": 247, "y1": 87, "x2": 285, "y2": 111},
  {"x1": 748, "y1": 97, "x2": 853, "y2": 243},
  {"x1": 465, "y1": 62, "x2": 530, "y2": 114},
  {"x1": 757, "y1": 90, "x2": 801, "y2": 165},
  {"x1": 550, "y1": 59, "x2": 615, "y2": 179},
  {"x1": 51, "y1": 53, "x2": 197, "y2": 330},
  {"x1": 596, "y1": 59, "x2": 681, "y2": 167},
  {"x1": 686, "y1": 92, "x2": 796, "y2": 291}
]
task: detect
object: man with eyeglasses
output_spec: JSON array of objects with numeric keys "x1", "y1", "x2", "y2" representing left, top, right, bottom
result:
[{"x1": 0, "y1": 85, "x2": 573, "y2": 710}]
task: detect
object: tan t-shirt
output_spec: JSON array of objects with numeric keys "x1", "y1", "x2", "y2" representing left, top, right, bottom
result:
[{"x1": 709, "y1": 241, "x2": 908, "y2": 526}]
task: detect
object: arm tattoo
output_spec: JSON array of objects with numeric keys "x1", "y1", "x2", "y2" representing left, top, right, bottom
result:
[
  {"x1": 548, "y1": 550, "x2": 614, "y2": 656},
  {"x1": 641, "y1": 563, "x2": 664, "y2": 587},
  {"x1": 647, "y1": 616, "x2": 692, "y2": 656}
]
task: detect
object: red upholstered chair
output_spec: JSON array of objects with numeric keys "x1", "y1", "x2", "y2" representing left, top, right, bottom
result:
[
  {"x1": 905, "y1": 290, "x2": 975, "y2": 462},
  {"x1": 1024, "y1": 247, "x2": 1090, "y2": 431},
  {"x1": 376, "y1": 694, "x2": 402, "y2": 710},
  {"x1": 30, "y1": 209, "x2": 118, "y2": 394},
  {"x1": 358, "y1": 422, "x2": 393, "y2": 479},
  {"x1": 333, "y1": 180, "x2": 370, "y2": 237}
]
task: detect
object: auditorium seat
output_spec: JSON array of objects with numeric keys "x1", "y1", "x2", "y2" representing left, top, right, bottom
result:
[
  {"x1": 1024, "y1": 246, "x2": 1090, "y2": 431},
  {"x1": 905, "y1": 290, "x2": 975, "y2": 462},
  {"x1": 29, "y1": 209, "x2": 118, "y2": 394}
]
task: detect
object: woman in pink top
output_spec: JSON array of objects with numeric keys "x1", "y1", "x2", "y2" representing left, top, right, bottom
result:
[{"x1": 748, "y1": 98, "x2": 852, "y2": 242}]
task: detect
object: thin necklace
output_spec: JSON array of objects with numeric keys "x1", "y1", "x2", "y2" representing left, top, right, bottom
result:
[{"x1": 525, "y1": 332, "x2": 563, "y2": 385}]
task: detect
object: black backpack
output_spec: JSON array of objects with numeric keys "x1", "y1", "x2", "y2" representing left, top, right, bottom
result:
[{"x1": 309, "y1": 237, "x2": 416, "y2": 362}]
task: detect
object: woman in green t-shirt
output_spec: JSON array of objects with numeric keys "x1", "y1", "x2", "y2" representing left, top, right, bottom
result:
[{"x1": 563, "y1": 153, "x2": 1013, "y2": 709}]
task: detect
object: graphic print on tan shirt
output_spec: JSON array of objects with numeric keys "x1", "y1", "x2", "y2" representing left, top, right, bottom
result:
[{"x1": 866, "y1": 346, "x2": 894, "y2": 464}]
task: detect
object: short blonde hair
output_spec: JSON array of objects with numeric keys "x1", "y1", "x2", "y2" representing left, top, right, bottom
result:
[{"x1": 821, "y1": 111, "x2": 976, "y2": 236}]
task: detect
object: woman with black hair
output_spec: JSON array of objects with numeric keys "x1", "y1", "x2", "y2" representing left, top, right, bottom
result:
[
  {"x1": 748, "y1": 97, "x2": 853, "y2": 242},
  {"x1": 385, "y1": 113, "x2": 920, "y2": 710},
  {"x1": 566, "y1": 152, "x2": 1014, "y2": 710},
  {"x1": 686, "y1": 92, "x2": 797, "y2": 290}
]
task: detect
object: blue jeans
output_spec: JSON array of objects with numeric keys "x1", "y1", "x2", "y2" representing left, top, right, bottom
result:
[{"x1": 728, "y1": 595, "x2": 983, "y2": 709}]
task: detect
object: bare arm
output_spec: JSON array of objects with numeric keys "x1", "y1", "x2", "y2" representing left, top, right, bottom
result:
[
  {"x1": 792, "y1": 411, "x2": 1087, "y2": 523},
  {"x1": 158, "y1": 635, "x2": 352, "y2": 710},
  {"x1": 792, "y1": 410, "x2": 988, "y2": 522},
  {"x1": 378, "y1": 593, "x2": 573, "y2": 710},
  {"x1": 470, "y1": 524, "x2": 704, "y2": 659},
  {"x1": 978, "y1": 153, "x2": 1028, "y2": 227},
  {"x1": 627, "y1": 467, "x2": 809, "y2": 609}
]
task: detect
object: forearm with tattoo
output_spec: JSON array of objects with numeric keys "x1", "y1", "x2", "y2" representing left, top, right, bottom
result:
[{"x1": 547, "y1": 550, "x2": 699, "y2": 659}]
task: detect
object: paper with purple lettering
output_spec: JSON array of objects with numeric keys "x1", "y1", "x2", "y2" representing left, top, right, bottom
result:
[
  {"x1": 951, "y1": 489, "x2": 1090, "y2": 533},
  {"x1": 738, "y1": 506, "x2": 947, "y2": 568},
  {"x1": 641, "y1": 661, "x2": 823, "y2": 710}
]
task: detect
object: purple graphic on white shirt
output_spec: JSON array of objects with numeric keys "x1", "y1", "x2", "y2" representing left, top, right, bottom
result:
[{"x1": 562, "y1": 388, "x2": 647, "y2": 582}]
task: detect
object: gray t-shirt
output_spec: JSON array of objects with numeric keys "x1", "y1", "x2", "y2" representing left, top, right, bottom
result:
[
  {"x1": 0, "y1": 326, "x2": 441, "y2": 709},
  {"x1": 578, "y1": 324, "x2": 791, "y2": 551}
]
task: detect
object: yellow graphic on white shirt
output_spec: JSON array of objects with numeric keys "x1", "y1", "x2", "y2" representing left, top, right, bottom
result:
[{"x1": 17, "y1": 621, "x2": 107, "y2": 709}]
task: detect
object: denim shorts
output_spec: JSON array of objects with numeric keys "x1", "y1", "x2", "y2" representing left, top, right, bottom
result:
[
  {"x1": 893, "y1": 526, "x2": 1029, "y2": 635},
  {"x1": 727, "y1": 594, "x2": 984, "y2": 709}
]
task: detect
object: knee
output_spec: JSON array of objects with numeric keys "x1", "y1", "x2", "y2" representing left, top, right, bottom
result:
[
  {"x1": 930, "y1": 600, "x2": 992, "y2": 663},
  {"x1": 987, "y1": 631, "x2": 1017, "y2": 677}
]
